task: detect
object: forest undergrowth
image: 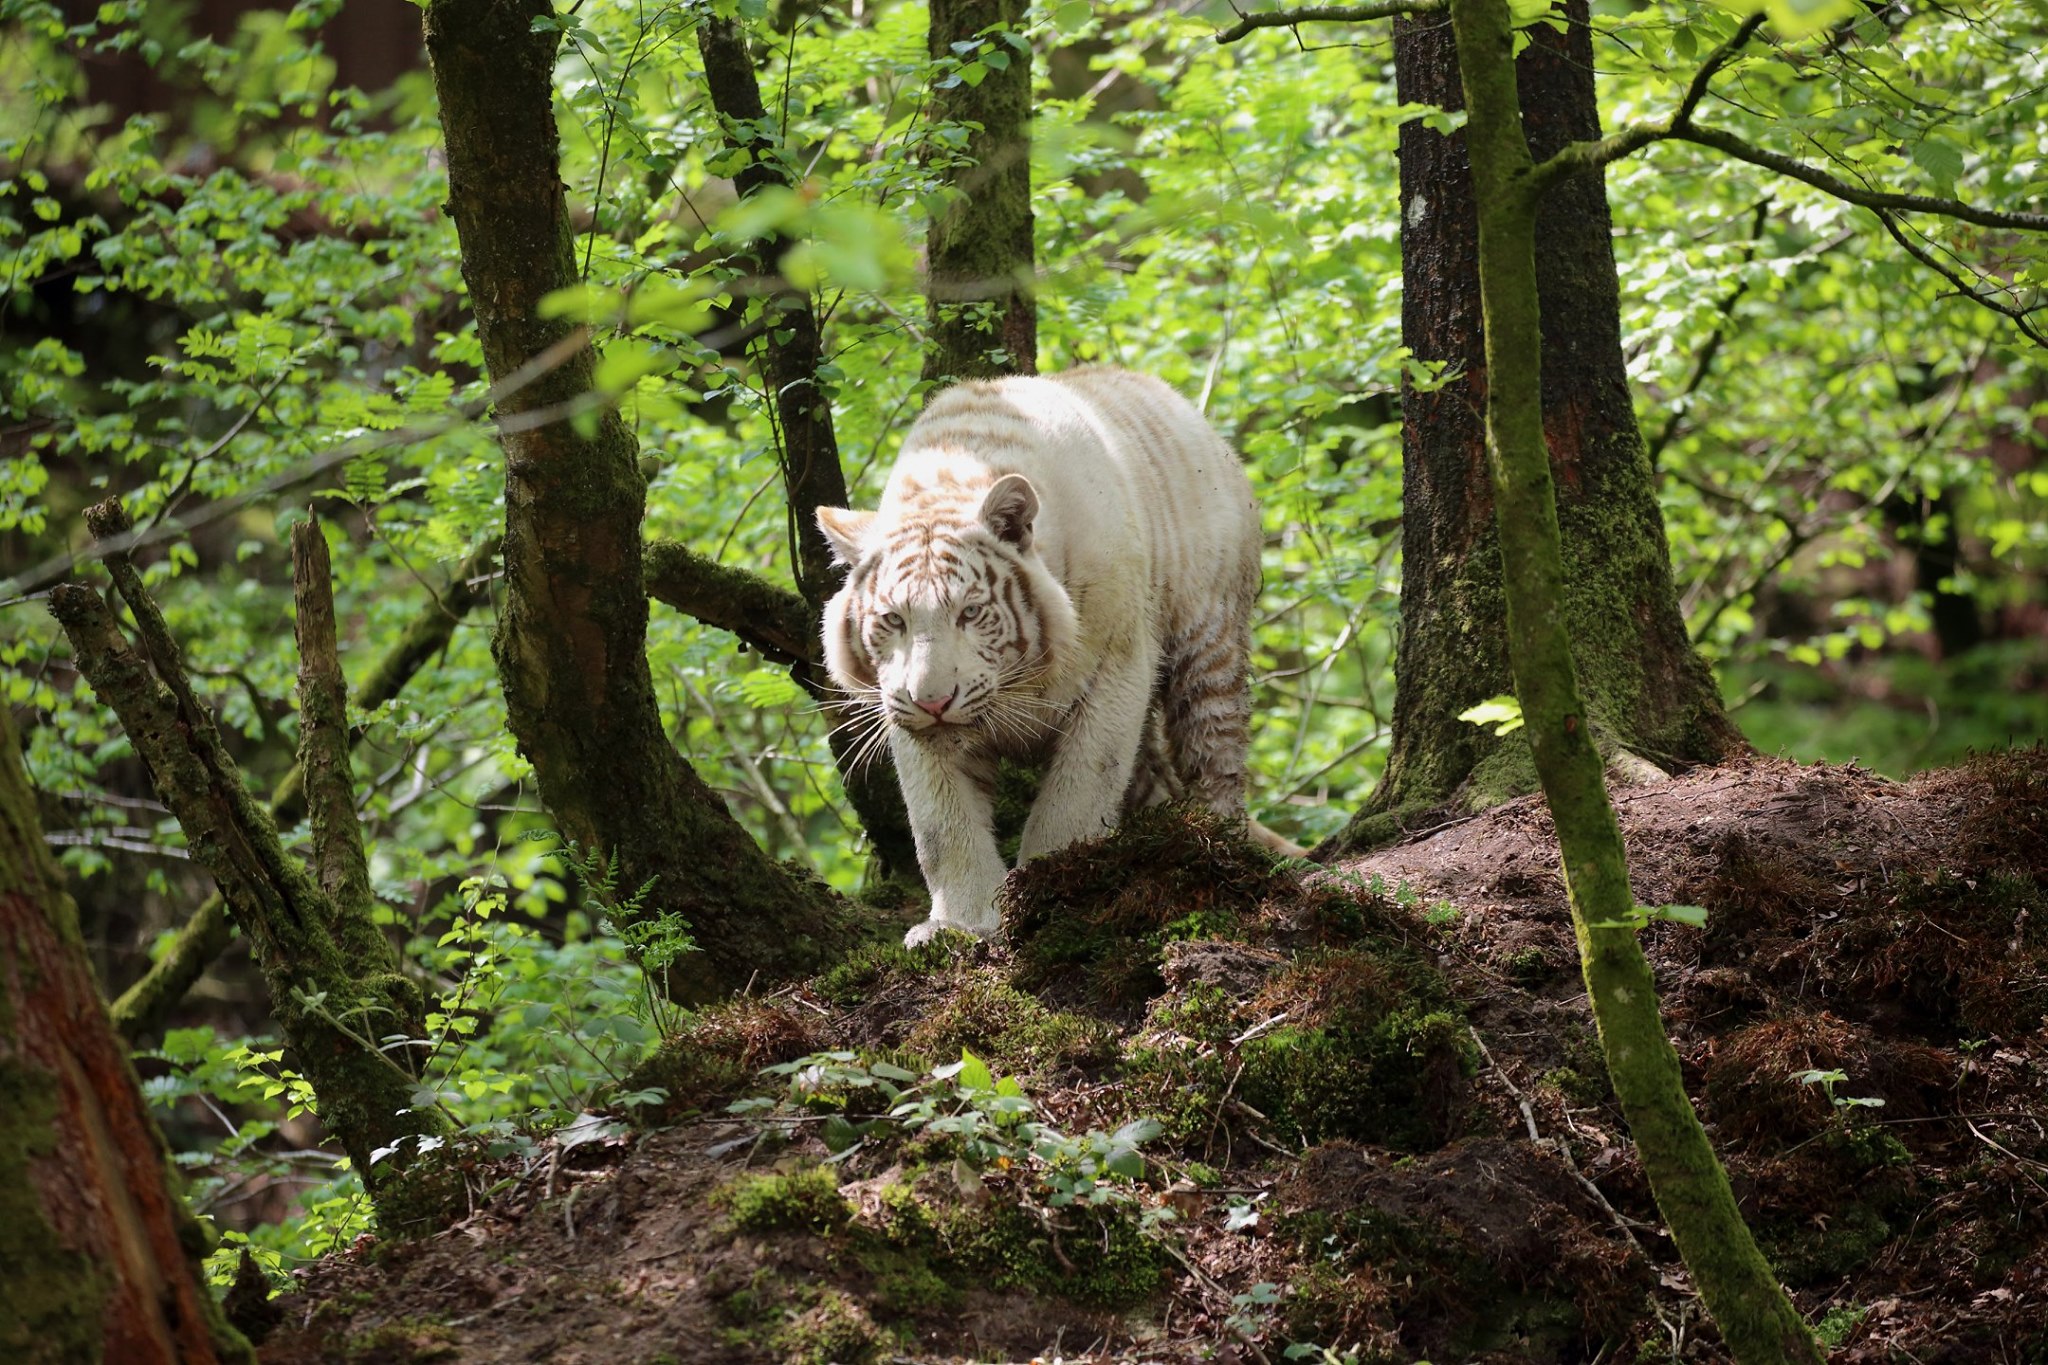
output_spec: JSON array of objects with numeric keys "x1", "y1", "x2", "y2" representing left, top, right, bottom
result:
[{"x1": 254, "y1": 748, "x2": 2048, "y2": 1364}]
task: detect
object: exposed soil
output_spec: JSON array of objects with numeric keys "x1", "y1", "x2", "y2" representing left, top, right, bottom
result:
[{"x1": 259, "y1": 751, "x2": 2048, "y2": 1365}]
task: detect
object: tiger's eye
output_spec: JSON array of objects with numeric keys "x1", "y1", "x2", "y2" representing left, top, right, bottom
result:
[
  {"x1": 959, "y1": 603, "x2": 982, "y2": 624},
  {"x1": 881, "y1": 611, "x2": 904, "y2": 631}
]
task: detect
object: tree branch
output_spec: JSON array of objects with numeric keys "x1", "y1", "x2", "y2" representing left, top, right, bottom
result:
[
  {"x1": 1645, "y1": 198, "x2": 1774, "y2": 470},
  {"x1": 1872, "y1": 209, "x2": 2048, "y2": 348},
  {"x1": 53, "y1": 509, "x2": 442, "y2": 1185},
  {"x1": 696, "y1": 15, "x2": 852, "y2": 617},
  {"x1": 1527, "y1": 11, "x2": 2048, "y2": 236},
  {"x1": 1215, "y1": 0, "x2": 1443, "y2": 44},
  {"x1": 291, "y1": 520, "x2": 374, "y2": 927},
  {"x1": 643, "y1": 541, "x2": 819, "y2": 667},
  {"x1": 1533, "y1": 120, "x2": 2048, "y2": 234},
  {"x1": 1671, "y1": 12, "x2": 1763, "y2": 130}
]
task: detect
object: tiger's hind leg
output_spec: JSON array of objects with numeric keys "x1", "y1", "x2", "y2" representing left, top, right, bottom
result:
[
  {"x1": 1160, "y1": 610, "x2": 1253, "y2": 818},
  {"x1": 1121, "y1": 704, "x2": 1181, "y2": 814}
]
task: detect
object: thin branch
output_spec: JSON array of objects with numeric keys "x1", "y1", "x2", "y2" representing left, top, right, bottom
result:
[
  {"x1": 1534, "y1": 119, "x2": 2048, "y2": 233},
  {"x1": 1526, "y1": 11, "x2": 2048, "y2": 235},
  {"x1": 1644, "y1": 198, "x2": 1776, "y2": 470},
  {"x1": 696, "y1": 14, "x2": 851, "y2": 616},
  {"x1": 1873, "y1": 209, "x2": 2048, "y2": 348},
  {"x1": 1214, "y1": 0, "x2": 1442, "y2": 44},
  {"x1": 1671, "y1": 12, "x2": 1763, "y2": 130}
]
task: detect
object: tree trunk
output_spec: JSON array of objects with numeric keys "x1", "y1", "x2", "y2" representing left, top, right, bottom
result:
[
  {"x1": 109, "y1": 536, "x2": 501, "y2": 1044},
  {"x1": 1445, "y1": 1, "x2": 1822, "y2": 1358},
  {"x1": 1334, "y1": 0, "x2": 1744, "y2": 851},
  {"x1": 921, "y1": 0, "x2": 1036, "y2": 381},
  {"x1": 0, "y1": 703, "x2": 253, "y2": 1365},
  {"x1": 424, "y1": 0, "x2": 851, "y2": 990},
  {"x1": 49, "y1": 504, "x2": 444, "y2": 1192},
  {"x1": 696, "y1": 15, "x2": 921, "y2": 888}
]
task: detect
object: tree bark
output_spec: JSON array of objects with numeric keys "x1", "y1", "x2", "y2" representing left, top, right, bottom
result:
[
  {"x1": 1445, "y1": 2, "x2": 1821, "y2": 1358},
  {"x1": 1333, "y1": 0, "x2": 1744, "y2": 852},
  {"x1": 49, "y1": 501, "x2": 442, "y2": 1191},
  {"x1": 110, "y1": 537, "x2": 499, "y2": 1044},
  {"x1": 696, "y1": 14, "x2": 922, "y2": 886},
  {"x1": 921, "y1": 0, "x2": 1036, "y2": 381},
  {"x1": 0, "y1": 707, "x2": 253, "y2": 1365},
  {"x1": 697, "y1": 15, "x2": 853, "y2": 616},
  {"x1": 425, "y1": 0, "x2": 854, "y2": 991}
]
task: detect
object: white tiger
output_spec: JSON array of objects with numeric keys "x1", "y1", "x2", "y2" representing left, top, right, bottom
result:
[{"x1": 816, "y1": 367, "x2": 1291, "y2": 947}]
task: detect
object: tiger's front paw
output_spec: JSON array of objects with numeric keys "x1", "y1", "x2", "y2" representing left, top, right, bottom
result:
[{"x1": 903, "y1": 915, "x2": 997, "y2": 948}]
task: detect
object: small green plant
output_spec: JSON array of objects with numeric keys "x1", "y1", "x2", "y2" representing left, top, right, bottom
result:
[
  {"x1": 545, "y1": 834, "x2": 696, "y2": 1041},
  {"x1": 1815, "y1": 1302, "x2": 1868, "y2": 1348},
  {"x1": 732, "y1": 1049, "x2": 1166, "y2": 1212},
  {"x1": 1228, "y1": 1280, "x2": 1284, "y2": 1338},
  {"x1": 1792, "y1": 1068, "x2": 1886, "y2": 1110},
  {"x1": 1283, "y1": 1345, "x2": 1366, "y2": 1365},
  {"x1": 1589, "y1": 902, "x2": 1709, "y2": 931},
  {"x1": 1457, "y1": 694, "x2": 1524, "y2": 735}
]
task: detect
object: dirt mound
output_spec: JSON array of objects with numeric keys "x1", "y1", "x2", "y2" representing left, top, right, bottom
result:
[{"x1": 260, "y1": 752, "x2": 2048, "y2": 1364}]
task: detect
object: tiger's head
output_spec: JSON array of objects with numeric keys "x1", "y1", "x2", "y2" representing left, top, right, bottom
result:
[{"x1": 816, "y1": 474, "x2": 1077, "y2": 746}]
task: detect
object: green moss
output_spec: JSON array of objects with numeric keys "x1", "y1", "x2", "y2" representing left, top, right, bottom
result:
[
  {"x1": 1121, "y1": 984, "x2": 1239, "y2": 1143},
  {"x1": 1538, "y1": 1067, "x2": 1603, "y2": 1107},
  {"x1": 1815, "y1": 1304, "x2": 1868, "y2": 1349},
  {"x1": 929, "y1": 1199, "x2": 1163, "y2": 1309},
  {"x1": 368, "y1": 1137, "x2": 475, "y2": 1240},
  {"x1": 904, "y1": 970, "x2": 1112, "y2": 1076},
  {"x1": 1237, "y1": 950, "x2": 1474, "y2": 1151},
  {"x1": 620, "y1": 998, "x2": 822, "y2": 1126},
  {"x1": 719, "y1": 1165, "x2": 851, "y2": 1235},
  {"x1": 853, "y1": 1244, "x2": 957, "y2": 1315},
  {"x1": 770, "y1": 1288, "x2": 882, "y2": 1365},
  {"x1": 809, "y1": 933, "x2": 976, "y2": 1007}
]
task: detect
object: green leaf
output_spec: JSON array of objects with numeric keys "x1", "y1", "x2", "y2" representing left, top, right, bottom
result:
[
  {"x1": 1709, "y1": 0, "x2": 1860, "y2": 38},
  {"x1": 592, "y1": 340, "x2": 677, "y2": 395},
  {"x1": 958, "y1": 1048, "x2": 993, "y2": 1092},
  {"x1": 1456, "y1": 695, "x2": 1524, "y2": 736},
  {"x1": 1112, "y1": 1117, "x2": 1164, "y2": 1146},
  {"x1": 1053, "y1": 0, "x2": 1092, "y2": 34},
  {"x1": 1103, "y1": 1147, "x2": 1143, "y2": 1179},
  {"x1": 1910, "y1": 137, "x2": 1964, "y2": 192}
]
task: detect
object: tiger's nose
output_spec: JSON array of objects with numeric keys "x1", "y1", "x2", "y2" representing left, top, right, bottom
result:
[{"x1": 912, "y1": 693, "x2": 955, "y2": 719}]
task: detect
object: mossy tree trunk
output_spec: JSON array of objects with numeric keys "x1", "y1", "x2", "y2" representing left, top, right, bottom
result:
[
  {"x1": 696, "y1": 15, "x2": 920, "y2": 887},
  {"x1": 424, "y1": 0, "x2": 854, "y2": 987},
  {"x1": 110, "y1": 536, "x2": 500, "y2": 1045},
  {"x1": 48, "y1": 506, "x2": 444, "y2": 1193},
  {"x1": 1333, "y1": 0, "x2": 1744, "y2": 852},
  {"x1": 1445, "y1": 1, "x2": 1821, "y2": 1359},
  {"x1": 48, "y1": 507, "x2": 444, "y2": 1186},
  {"x1": 0, "y1": 707, "x2": 252, "y2": 1364},
  {"x1": 921, "y1": 0, "x2": 1036, "y2": 382}
]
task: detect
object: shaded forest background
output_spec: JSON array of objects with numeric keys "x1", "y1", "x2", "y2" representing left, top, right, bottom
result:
[{"x1": 2, "y1": 0, "x2": 2046, "y2": 1350}]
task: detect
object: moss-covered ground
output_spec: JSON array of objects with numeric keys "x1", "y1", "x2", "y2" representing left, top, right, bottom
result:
[{"x1": 259, "y1": 754, "x2": 2048, "y2": 1364}]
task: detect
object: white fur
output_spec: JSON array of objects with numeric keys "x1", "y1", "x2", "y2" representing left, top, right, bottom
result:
[{"x1": 817, "y1": 368, "x2": 1263, "y2": 943}]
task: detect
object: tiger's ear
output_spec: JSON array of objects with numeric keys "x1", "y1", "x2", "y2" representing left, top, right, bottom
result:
[
  {"x1": 977, "y1": 474, "x2": 1038, "y2": 551},
  {"x1": 815, "y1": 507, "x2": 877, "y2": 566}
]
